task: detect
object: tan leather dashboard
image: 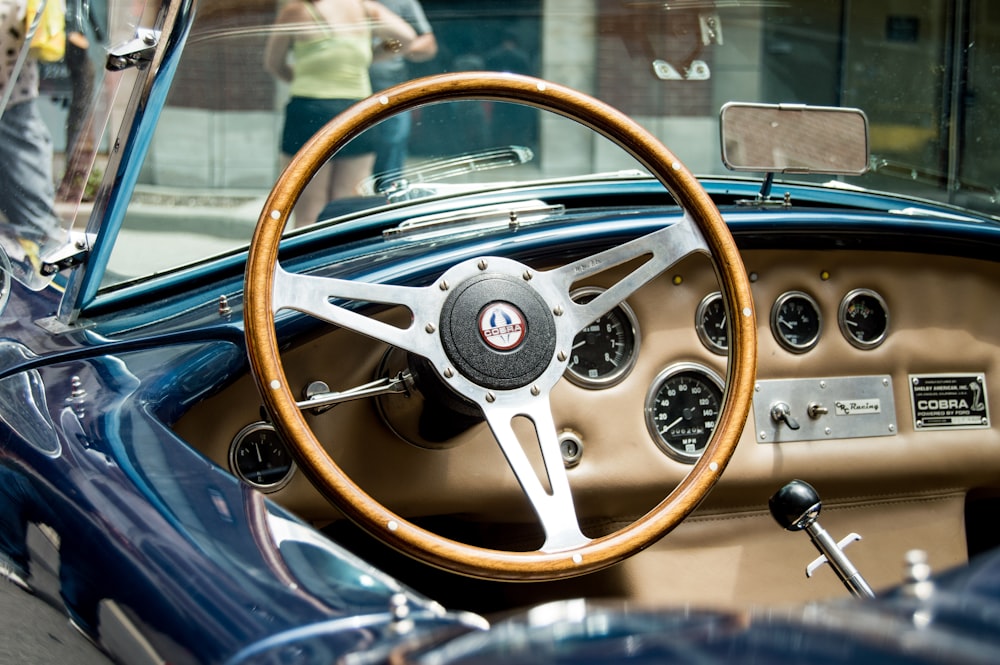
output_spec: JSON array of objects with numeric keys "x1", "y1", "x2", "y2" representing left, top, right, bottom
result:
[{"x1": 174, "y1": 247, "x2": 1000, "y2": 606}]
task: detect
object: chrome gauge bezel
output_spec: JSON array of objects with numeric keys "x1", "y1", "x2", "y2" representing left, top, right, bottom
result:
[
  {"x1": 564, "y1": 287, "x2": 641, "y2": 389},
  {"x1": 695, "y1": 291, "x2": 728, "y2": 355},
  {"x1": 838, "y1": 288, "x2": 889, "y2": 349},
  {"x1": 770, "y1": 290, "x2": 822, "y2": 353},
  {"x1": 644, "y1": 362, "x2": 725, "y2": 464},
  {"x1": 229, "y1": 421, "x2": 296, "y2": 492},
  {"x1": 0, "y1": 243, "x2": 12, "y2": 318}
]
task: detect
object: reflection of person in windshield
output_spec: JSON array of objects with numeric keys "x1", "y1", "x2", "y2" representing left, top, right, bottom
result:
[
  {"x1": 264, "y1": 0, "x2": 415, "y2": 227},
  {"x1": 0, "y1": 0, "x2": 63, "y2": 251},
  {"x1": 485, "y1": 30, "x2": 535, "y2": 150},
  {"x1": 369, "y1": 0, "x2": 437, "y2": 192},
  {"x1": 57, "y1": 0, "x2": 104, "y2": 202}
]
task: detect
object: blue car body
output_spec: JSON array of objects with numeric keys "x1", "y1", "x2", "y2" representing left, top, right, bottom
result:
[{"x1": 2, "y1": 0, "x2": 1000, "y2": 663}]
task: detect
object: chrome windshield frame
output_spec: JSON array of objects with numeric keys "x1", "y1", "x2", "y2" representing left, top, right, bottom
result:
[{"x1": 57, "y1": 0, "x2": 197, "y2": 325}]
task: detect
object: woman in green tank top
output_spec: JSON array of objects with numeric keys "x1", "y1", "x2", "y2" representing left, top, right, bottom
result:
[{"x1": 265, "y1": 0, "x2": 415, "y2": 226}]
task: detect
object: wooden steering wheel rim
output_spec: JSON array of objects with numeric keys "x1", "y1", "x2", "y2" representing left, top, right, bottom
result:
[{"x1": 244, "y1": 72, "x2": 756, "y2": 581}]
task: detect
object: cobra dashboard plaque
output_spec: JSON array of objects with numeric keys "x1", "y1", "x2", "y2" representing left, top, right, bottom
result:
[{"x1": 910, "y1": 373, "x2": 990, "y2": 430}]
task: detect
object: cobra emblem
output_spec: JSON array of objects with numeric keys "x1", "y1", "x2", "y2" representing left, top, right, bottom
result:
[{"x1": 479, "y1": 303, "x2": 526, "y2": 350}]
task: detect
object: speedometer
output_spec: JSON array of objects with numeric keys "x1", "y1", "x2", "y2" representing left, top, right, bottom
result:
[
  {"x1": 565, "y1": 287, "x2": 640, "y2": 389},
  {"x1": 644, "y1": 363, "x2": 725, "y2": 463}
]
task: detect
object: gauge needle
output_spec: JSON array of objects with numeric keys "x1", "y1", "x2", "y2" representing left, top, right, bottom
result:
[
  {"x1": 572, "y1": 340, "x2": 586, "y2": 349},
  {"x1": 661, "y1": 416, "x2": 683, "y2": 433},
  {"x1": 845, "y1": 319, "x2": 858, "y2": 327},
  {"x1": 716, "y1": 314, "x2": 726, "y2": 329}
]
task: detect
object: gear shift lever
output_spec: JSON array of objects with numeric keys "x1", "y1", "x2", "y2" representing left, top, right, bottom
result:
[{"x1": 769, "y1": 479, "x2": 875, "y2": 599}]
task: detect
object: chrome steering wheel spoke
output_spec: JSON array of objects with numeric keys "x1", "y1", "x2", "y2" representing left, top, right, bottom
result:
[
  {"x1": 272, "y1": 266, "x2": 445, "y2": 358},
  {"x1": 551, "y1": 211, "x2": 709, "y2": 332},
  {"x1": 481, "y1": 392, "x2": 589, "y2": 553}
]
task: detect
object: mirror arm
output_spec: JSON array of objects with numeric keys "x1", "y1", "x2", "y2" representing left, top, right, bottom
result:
[
  {"x1": 737, "y1": 172, "x2": 790, "y2": 208},
  {"x1": 757, "y1": 172, "x2": 775, "y2": 202}
]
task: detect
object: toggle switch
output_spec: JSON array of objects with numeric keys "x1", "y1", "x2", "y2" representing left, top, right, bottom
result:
[{"x1": 770, "y1": 402, "x2": 800, "y2": 430}]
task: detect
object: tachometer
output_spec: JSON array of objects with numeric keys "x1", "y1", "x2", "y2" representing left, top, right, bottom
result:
[
  {"x1": 565, "y1": 287, "x2": 640, "y2": 389},
  {"x1": 644, "y1": 363, "x2": 724, "y2": 463},
  {"x1": 229, "y1": 422, "x2": 295, "y2": 491},
  {"x1": 839, "y1": 288, "x2": 889, "y2": 349},
  {"x1": 771, "y1": 290, "x2": 822, "y2": 353}
]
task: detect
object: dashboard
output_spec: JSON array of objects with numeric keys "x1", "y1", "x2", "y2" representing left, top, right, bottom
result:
[{"x1": 174, "y1": 244, "x2": 1000, "y2": 607}]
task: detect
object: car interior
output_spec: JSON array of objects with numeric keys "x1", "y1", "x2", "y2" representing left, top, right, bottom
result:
[{"x1": 66, "y1": 0, "x2": 1000, "y2": 620}]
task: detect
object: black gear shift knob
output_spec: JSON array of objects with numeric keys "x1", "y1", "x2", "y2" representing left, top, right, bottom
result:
[
  {"x1": 769, "y1": 479, "x2": 822, "y2": 531},
  {"x1": 768, "y1": 479, "x2": 875, "y2": 598}
]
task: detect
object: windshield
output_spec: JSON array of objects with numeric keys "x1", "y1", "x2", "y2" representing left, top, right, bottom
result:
[
  {"x1": 11, "y1": 1, "x2": 997, "y2": 291},
  {"x1": 0, "y1": 0, "x2": 153, "y2": 289}
]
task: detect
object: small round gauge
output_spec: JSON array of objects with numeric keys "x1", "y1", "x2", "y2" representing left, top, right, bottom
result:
[
  {"x1": 695, "y1": 291, "x2": 728, "y2": 355},
  {"x1": 565, "y1": 287, "x2": 640, "y2": 389},
  {"x1": 229, "y1": 422, "x2": 295, "y2": 491},
  {"x1": 771, "y1": 291, "x2": 822, "y2": 353},
  {"x1": 644, "y1": 363, "x2": 725, "y2": 464},
  {"x1": 839, "y1": 288, "x2": 889, "y2": 349}
]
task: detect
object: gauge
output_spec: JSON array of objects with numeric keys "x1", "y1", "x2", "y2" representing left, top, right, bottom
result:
[
  {"x1": 565, "y1": 287, "x2": 640, "y2": 389},
  {"x1": 771, "y1": 291, "x2": 822, "y2": 353},
  {"x1": 695, "y1": 291, "x2": 728, "y2": 355},
  {"x1": 229, "y1": 422, "x2": 295, "y2": 491},
  {"x1": 644, "y1": 363, "x2": 725, "y2": 464},
  {"x1": 839, "y1": 288, "x2": 889, "y2": 349}
]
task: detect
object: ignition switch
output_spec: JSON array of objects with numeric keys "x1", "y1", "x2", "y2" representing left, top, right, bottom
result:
[{"x1": 558, "y1": 432, "x2": 584, "y2": 468}]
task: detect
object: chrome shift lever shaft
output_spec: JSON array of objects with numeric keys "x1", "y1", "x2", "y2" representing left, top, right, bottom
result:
[{"x1": 769, "y1": 479, "x2": 875, "y2": 599}]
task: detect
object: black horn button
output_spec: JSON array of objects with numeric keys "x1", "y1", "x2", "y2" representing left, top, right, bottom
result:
[{"x1": 440, "y1": 274, "x2": 557, "y2": 391}]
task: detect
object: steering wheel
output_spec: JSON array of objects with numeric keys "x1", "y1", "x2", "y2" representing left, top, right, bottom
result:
[{"x1": 244, "y1": 72, "x2": 756, "y2": 581}]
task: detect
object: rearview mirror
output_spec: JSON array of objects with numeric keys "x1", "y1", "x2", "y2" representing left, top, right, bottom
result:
[{"x1": 720, "y1": 103, "x2": 869, "y2": 175}]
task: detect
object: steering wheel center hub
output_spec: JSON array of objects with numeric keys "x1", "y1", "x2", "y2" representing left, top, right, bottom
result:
[{"x1": 440, "y1": 273, "x2": 556, "y2": 390}]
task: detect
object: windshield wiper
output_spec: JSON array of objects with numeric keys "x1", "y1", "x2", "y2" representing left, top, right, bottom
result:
[
  {"x1": 383, "y1": 199, "x2": 565, "y2": 240},
  {"x1": 869, "y1": 156, "x2": 949, "y2": 187},
  {"x1": 871, "y1": 155, "x2": 1000, "y2": 204},
  {"x1": 359, "y1": 145, "x2": 534, "y2": 200}
]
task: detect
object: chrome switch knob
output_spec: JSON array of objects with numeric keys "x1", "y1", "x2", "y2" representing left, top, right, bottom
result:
[{"x1": 770, "y1": 401, "x2": 801, "y2": 430}]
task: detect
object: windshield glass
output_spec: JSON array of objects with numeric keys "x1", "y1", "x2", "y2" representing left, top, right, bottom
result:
[
  {"x1": 0, "y1": 0, "x2": 151, "y2": 289},
  {"x1": 70, "y1": 1, "x2": 998, "y2": 289}
]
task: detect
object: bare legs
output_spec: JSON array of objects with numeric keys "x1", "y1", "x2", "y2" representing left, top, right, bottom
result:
[{"x1": 284, "y1": 152, "x2": 375, "y2": 228}]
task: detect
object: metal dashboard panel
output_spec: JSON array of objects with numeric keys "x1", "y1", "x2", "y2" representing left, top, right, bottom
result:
[{"x1": 753, "y1": 375, "x2": 897, "y2": 443}]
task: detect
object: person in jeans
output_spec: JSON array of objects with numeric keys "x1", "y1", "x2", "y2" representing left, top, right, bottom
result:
[
  {"x1": 0, "y1": 0, "x2": 63, "y2": 249},
  {"x1": 368, "y1": 0, "x2": 436, "y2": 191}
]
